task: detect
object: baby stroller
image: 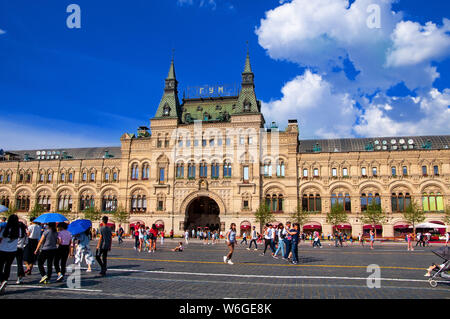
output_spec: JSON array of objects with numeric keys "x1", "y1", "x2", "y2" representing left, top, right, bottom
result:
[{"x1": 428, "y1": 246, "x2": 450, "y2": 288}]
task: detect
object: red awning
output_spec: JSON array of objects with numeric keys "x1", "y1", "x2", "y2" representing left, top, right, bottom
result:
[
  {"x1": 363, "y1": 225, "x2": 382, "y2": 230},
  {"x1": 241, "y1": 225, "x2": 251, "y2": 229},
  {"x1": 333, "y1": 224, "x2": 352, "y2": 230},
  {"x1": 303, "y1": 224, "x2": 322, "y2": 230},
  {"x1": 130, "y1": 222, "x2": 144, "y2": 228},
  {"x1": 394, "y1": 224, "x2": 410, "y2": 229}
]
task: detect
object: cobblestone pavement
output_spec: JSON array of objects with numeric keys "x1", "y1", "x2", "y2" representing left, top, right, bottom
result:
[{"x1": 2, "y1": 239, "x2": 449, "y2": 299}]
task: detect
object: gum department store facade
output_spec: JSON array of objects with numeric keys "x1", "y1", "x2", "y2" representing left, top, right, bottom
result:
[{"x1": 1, "y1": 54, "x2": 449, "y2": 237}]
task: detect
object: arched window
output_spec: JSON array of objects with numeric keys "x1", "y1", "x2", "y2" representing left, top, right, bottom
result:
[
  {"x1": 263, "y1": 160, "x2": 272, "y2": 177},
  {"x1": 199, "y1": 161, "x2": 207, "y2": 178},
  {"x1": 276, "y1": 160, "x2": 285, "y2": 177},
  {"x1": 102, "y1": 195, "x2": 117, "y2": 212},
  {"x1": 391, "y1": 192, "x2": 411, "y2": 212},
  {"x1": 58, "y1": 195, "x2": 73, "y2": 211},
  {"x1": 223, "y1": 161, "x2": 232, "y2": 178},
  {"x1": 176, "y1": 162, "x2": 184, "y2": 178},
  {"x1": 265, "y1": 193, "x2": 284, "y2": 212},
  {"x1": 131, "y1": 194, "x2": 147, "y2": 212},
  {"x1": 211, "y1": 162, "x2": 219, "y2": 178},
  {"x1": 302, "y1": 194, "x2": 321, "y2": 212},
  {"x1": 131, "y1": 163, "x2": 139, "y2": 180},
  {"x1": 142, "y1": 163, "x2": 150, "y2": 180},
  {"x1": 360, "y1": 193, "x2": 381, "y2": 211},
  {"x1": 15, "y1": 192, "x2": 30, "y2": 212},
  {"x1": 37, "y1": 194, "x2": 51, "y2": 212},
  {"x1": 422, "y1": 192, "x2": 444, "y2": 212},
  {"x1": 80, "y1": 193, "x2": 95, "y2": 211},
  {"x1": 0, "y1": 194, "x2": 10, "y2": 208},
  {"x1": 188, "y1": 161, "x2": 196, "y2": 179},
  {"x1": 331, "y1": 192, "x2": 351, "y2": 212}
]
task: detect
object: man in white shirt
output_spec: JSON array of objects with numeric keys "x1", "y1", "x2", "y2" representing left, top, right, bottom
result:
[{"x1": 248, "y1": 226, "x2": 258, "y2": 250}]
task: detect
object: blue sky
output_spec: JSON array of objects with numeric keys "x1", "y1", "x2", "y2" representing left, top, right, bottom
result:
[{"x1": 0, "y1": 0, "x2": 449, "y2": 150}]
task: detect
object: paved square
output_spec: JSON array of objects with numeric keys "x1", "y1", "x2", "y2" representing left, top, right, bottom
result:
[{"x1": 3, "y1": 239, "x2": 449, "y2": 299}]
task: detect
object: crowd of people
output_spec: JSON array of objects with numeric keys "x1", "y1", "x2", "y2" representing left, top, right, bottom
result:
[{"x1": 0, "y1": 214, "x2": 112, "y2": 295}]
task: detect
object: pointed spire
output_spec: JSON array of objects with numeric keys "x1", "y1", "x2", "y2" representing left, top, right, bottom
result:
[
  {"x1": 167, "y1": 51, "x2": 176, "y2": 80},
  {"x1": 243, "y1": 41, "x2": 252, "y2": 74}
]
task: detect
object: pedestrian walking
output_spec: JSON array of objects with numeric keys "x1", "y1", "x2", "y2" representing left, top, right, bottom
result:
[
  {"x1": 358, "y1": 233, "x2": 364, "y2": 247},
  {"x1": 23, "y1": 217, "x2": 42, "y2": 275},
  {"x1": 369, "y1": 229, "x2": 375, "y2": 250},
  {"x1": 223, "y1": 223, "x2": 236, "y2": 265},
  {"x1": 35, "y1": 222, "x2": 59, "y2": 284},
  {"x1": 138, "y1": 225, "x2": 146, "y2": 252},
  {"x1": 184, "y1": 230, "x2": 189, "y2": 244},
  {"x1": 160, "y1": 230, "x2": 165, "y2": 245},
  {"x1": 407, "y1": 232, "x2": 414, "y2": 251},
  {"x1": 248, "y1": 226, "x2": 258, "y2": 250},
  {"x1": 273, "y1": 224, "x2": 286, "y2": 258},
  {"x1": 287, "y1": 223, "x2": 300, "y2": 264},
  {"x1": 133, "y1": 224, "x2": 140, "y2": 250},
  {"x1": 313, "y1": 230, "x2": 322, "y2": 248},
  {"x1": 74, "y1": 228, "x2": 95, "y2": 272},
  {"x1": 117, "y1": 224, "x2": 124, "y2": 245},
  {"x1": 0, "y1": 214, "x2": 25, "y2": 294},
  {"x1": 15, "y1": 221, "x2": 28, "y2": 284},
  {"x1": 283, "y1": 222, "x2": 292, "y2": 261},
  {"x1": 149, "y1": 224, "x2": 158, "y2": 252},
  {"x1": 54, "y1": 222, "x2": 72, "y2": 282},
  {"x1": 260, "y1": 225, "x2": 271, "y2": 256},
  {"x1": 95, "y1": 216, "x2": 112, "y2": 276},
  {"x1": 240, "y1": 232, "x2": 248, "y2": 245},
  {"x1": 170, "y1": 229, "x2": 174, "y2": 240}
]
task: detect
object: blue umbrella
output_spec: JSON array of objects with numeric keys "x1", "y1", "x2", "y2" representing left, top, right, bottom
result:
[
  {"x1": 0, "y1": 205, "x2": 8, "y2": 213},
  {"x1": 68, "y1": 219, "x2": 92, "y2": 236},
  {"x1": 34, "y1": 213, "x2": 68, "y2": 223}
]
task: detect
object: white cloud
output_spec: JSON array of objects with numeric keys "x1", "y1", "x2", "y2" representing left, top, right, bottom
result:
[
  {"x1": 0, "y1": 29, "x2": 6, "y2": 35},
  {"x1": 354, "y1": 88, "x2": 450, "y2": 136},
  {"x1": 256, "y1": 0, "x2": 449, "y2": 93},
  {"x1": 386, "y1": 19, "x2": 450, "y2": 67},
  {"x1": 262, "y1": 70, "x2": 359, "y2": 138}
]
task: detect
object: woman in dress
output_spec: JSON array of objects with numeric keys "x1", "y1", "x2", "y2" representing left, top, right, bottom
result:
[{"x1": 223, "y1": 223, "x2": 236, "y2": 265}]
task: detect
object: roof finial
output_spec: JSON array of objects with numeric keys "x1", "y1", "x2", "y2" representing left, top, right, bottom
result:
[{"x1": 172, "y1": 48, "x2": 175, "y2": 62}]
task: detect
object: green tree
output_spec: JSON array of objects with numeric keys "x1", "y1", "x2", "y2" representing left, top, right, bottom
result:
[
  {"x1": 360, "y1": 201, "x2": 386, "y2": 238},
  {"x1": 326, "y1": 203, "x2": 349, "y2": 230},
  {"x1": 112, "y1": 205, "x2": 130, "y2": 225},
  {"x1": 402, "y1": 201, "x2": 425, "y2": 235},
  {"x1": 28, "y1": 203, "x2": 44, "y2": 220},
  {"x1": 82, "y1": 206, "x2": 102, "y2": 222},
  {"x1": 291, "y1": 205, "x2": 312, "y2": 231},
  {"x1": 254, "y1": 203, "x2": 274, "y2": 233}
]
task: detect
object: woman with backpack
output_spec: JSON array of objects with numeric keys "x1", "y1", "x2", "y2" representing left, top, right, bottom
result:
[{"x1": 0, "y1": 214, "x2": 25, "y2": 294}]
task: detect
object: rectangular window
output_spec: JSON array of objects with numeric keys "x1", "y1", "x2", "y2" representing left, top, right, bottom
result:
[
  {"x1": 226, "y1": 138, "x2": 231, "y2": 146},
  {"x1": 157, "y1": 201, "x2": 164, "y2": 211},
  {"x1": 159, "y1": 168, "x2": 165, "y2": 182},
  {"x1": 209, "y1": 139, "x2": 214, "y2": 146},
  {"x1": 243, "y1": 166, "x2": 249, "y2": 181},
  {"x1": 303, "y1": 169, "x2": 308, "y2": 177},
  {"x1": 343, "y1": 168, "x2": 348, "y2": 176},
  {"x1": 422, "y1": 166, "x2": 427, "y2": 176},
  {"x1": 243, "y1": 200, "x2": 249, "y2": 209},
  {"x1": 178, "y1": 140, "x2": 183, "y2": 147},
  {"x1": 194, "y1": 140, "x2": 199, "y2": 147},
  {"x1": 218, "y1": 139, "x2": 223, "y2": 146},
  {"x1": 313, "y1": 168, "x2": 319, "y2": 177},
  {"x1": 402, "y1": 166, "x2": 407, "y2": 175},
  {"x1": 372, "y1": 167, "x2": 377, "y2": 176},
  {"x1": 392, "y1": 167, "x2": 396, "y2": 176},
  {"x1": 332, "y1": 168, "x2": 337, "y2": 177},
  {"x1": 240, "y1": 137, "x2": 245, "y2": 145},
  {"x1": 361, "y1": 167, "x2": 367, "y2": 176},
  {"x1": 248, "y1": 137, "x2": 253, "y2": 145},
  {"x1": 202, "y1": 140, "x2": 207, "y2": 147},
  {"x1": 186, "y1": 140, "x2": 191, "y2": 147},
  {"x1": 433, "y1": 166, "x2": 439, "y2": 175}
]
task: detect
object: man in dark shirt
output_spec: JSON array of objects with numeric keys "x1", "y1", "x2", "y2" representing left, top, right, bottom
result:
[
  {"x1": 96, "y1": 216, "x2": 112, "y2": 276},
  {"x1": 287, "y1": 223, "x2": 300, "y2": 264}
]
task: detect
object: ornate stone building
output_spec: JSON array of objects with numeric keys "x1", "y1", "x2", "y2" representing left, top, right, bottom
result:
[{"x1": 1, "y1": 54, "x2": 449, "y2": 237}]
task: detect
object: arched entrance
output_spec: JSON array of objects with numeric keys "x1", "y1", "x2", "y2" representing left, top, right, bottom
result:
[{"x1": 185, "y1": 196, "x2": 220, "y2": 231}]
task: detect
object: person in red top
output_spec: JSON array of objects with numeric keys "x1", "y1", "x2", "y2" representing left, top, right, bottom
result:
[
  {"x1": 149, "y1": 224, "x2": 158, "y2": 253},
  {"x1": 133, "y1": 223, "x2": 140, "y2": 250},
  {"x1": 170, "y1": 229, "x2": 174, "y2": 240},
  {"x1": 160, "y1": 230, "x2": 165, "y2": 245}
]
